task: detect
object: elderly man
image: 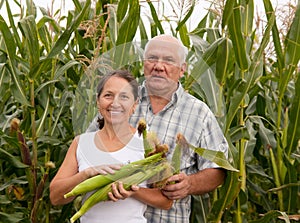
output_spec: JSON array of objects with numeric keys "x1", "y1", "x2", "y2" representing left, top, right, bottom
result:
[{"x1": 88, "y1": 34, "x2": 228, "y2": 223}]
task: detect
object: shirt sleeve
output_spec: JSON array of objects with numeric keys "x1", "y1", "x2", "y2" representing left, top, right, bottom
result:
[{"x1": 197, "y1": 109, "x2": 229, "y2": 170}]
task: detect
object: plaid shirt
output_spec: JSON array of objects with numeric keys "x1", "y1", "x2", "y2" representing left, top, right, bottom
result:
[
  {"x1": 87, "y1": 82, "x2": 228, "y2": 223},
  {"x1": 130, "y1": 82, "x2": 228, "y2": 223}
]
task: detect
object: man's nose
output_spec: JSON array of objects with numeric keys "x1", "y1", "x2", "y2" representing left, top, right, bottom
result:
[{"x1": 153, "y1": 59, "x2": 165, "y2": 70}]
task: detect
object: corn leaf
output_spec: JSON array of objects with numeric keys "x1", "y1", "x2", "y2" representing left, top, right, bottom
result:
[
  {"x1": 0, "y1": 15, "x2": 30, "y2": 106},
  {"x1": 190, "y1": 145, "x2": 238, "y2": 172},
  {"x1": 263, "y1": 0, "x2": 283, "y2": 71},
  {"x1": 115, "y1": 0, "x2": 140, "y2": 67},
  {"x1": 116, "y1": 0, "x2": 129, "y2": 23},
  {"x1": 146, "y1": 0, "x2": 164, "y2": 35},
  {"x1": 248, "y1": 210, "x2": 290, "y2": 223},
  {"x1": 227, "y1": 2, "x2": 250, "y2": 71},
  {"x1": 209, "y1": 171, "x2": 241, "y2": 222},
  {"x1": 47, "y1": 0, "x2": 91, "y2": 59},
  {"x1": 18, "y1": 15, "x2": 40, "y2": 68},
  {"x1": 216, "y1": 38, "x2": 233, "y2": 86},
  {"x1": 178, "y1": 23, "x2": 190, "y2": 48},
  {"x1": 0, "y1": 148, "x2": 28, "y2": 169},
  {"x1": 279, "y1": 1, "x2": 300, "y2": 99},
  {"x1": 287, "y1": 72, "x2": 300, "y2": 155}
]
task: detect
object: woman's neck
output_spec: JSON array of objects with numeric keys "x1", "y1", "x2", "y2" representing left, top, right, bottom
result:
[{"x1": 100, "y1": 123, "x2": 134, "y2": 140}]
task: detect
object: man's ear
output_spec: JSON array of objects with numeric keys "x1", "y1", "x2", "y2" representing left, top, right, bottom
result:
[{"x1": 180, "y1": 63, "x2": 187, "y2": 78}]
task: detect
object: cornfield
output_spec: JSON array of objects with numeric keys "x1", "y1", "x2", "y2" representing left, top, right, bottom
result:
[{"x1": 0, "y1": 0, "x2": 299, "y2": 222}]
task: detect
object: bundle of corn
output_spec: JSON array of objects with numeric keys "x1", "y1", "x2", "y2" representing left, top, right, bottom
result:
[
  {"x1": 70, "y1": 160, "x2": 172, "y2": 222},
  {"x1": 64, "y1": 152, "x2": 164, "y2": 198},
  {"x1": 66, "y1": 119, "x2": 177, "y2": 222}
]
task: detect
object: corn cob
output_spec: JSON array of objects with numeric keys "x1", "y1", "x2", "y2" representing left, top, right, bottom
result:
[
  {"x1": 171, "y1": 134, "x2": 186, "y2": 174},
  {"x1": 64, "y1": 152, "x2": 164, "y2": 198},
  {"x1": 137, "y1": 118, "x2": 154, "y2": 157},
  {"x1": 70, "y1": 160, "x2": 170, "y2": 223}
]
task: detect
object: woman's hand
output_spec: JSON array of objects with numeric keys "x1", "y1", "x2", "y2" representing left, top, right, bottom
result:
[
  {"x1": 108, "y1": 182, "x2": 139, "y2": 201},
  {"x1": 85, "y1": 164, "x2": 123, "y2": 178}
]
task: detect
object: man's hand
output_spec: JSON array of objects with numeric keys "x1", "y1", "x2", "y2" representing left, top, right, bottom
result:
[{"x1": 161, "y1": 173, "x2": 191, "y2": 200}]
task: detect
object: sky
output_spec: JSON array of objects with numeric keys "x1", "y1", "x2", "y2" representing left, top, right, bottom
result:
[{"x1": 0, "y1": 0, "x2": 296, "y2": 34}]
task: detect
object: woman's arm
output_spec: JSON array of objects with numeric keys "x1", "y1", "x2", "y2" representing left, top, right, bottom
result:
[
  {"x1": 133, "y1": 187, "x2": 173, "y2": 210},
  {"x1": 50, "y1": 136, "x2": 122, "y2": 206},
  {"x1": 108, "y1": 182, "x2": 173, "y2": 210},
  {"x1": 49, "y1": 138, "x2": 88, "y2": 205}
]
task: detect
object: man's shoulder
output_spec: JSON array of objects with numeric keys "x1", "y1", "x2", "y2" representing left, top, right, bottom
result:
[{"x1": 179, "y1": 91, "x2": 208, "y2": 108}]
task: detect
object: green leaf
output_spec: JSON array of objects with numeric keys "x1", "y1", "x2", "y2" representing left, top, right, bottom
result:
[
  {"x1": 190, "y1": 145, "x2": 238, "y2": 172},
  {"x1": 0, "y1": 148, "x2": 28, "y2": 169},
  {"x1": 146, "y1": 0, "x2": 164, "y2": 35},
  {"x1": 18, "y1": 15, "x2": 40, "y2": 67},
  {"x1": 176, "y1": 1, "x2": 194, "y2": 32},
  {"x1": 228, "y1": 2, "x2": 250, "y2": 70},
  {"x1": 139, "y1": 19, "x2": 149, "y2": 48},
  {"x1": 178, "y1": 23, "x2": 190, "y2": 48},
  {"x1": 279, "y1": 1, "x2": 300, "y2": 99},
  {"x1": 216, "y1": 37, "x2": 233, "y2": 86},
  {"x1": 47, "y1": 0, "x2": 91, "y2": 59},
  {"x1": 5, "y1": 0, "x2": 22, "y2": 52},
  {"x1": 115, "y1": 0, "x2": 140, "y2": 67},
  {"x1": 263, "y1": 0, "x2": 284, "y2": 72},
  {"x1": 116, "y1": 0, "x2": 129, "y2": 23},
  {"x1": 116, "y1": 0, "x2": 140, "y2": 45},
  {"x1": 249, "y1": 210, "x2": 290, "y2": 223},
  {"x1": 0, "y1": 212, "x2": 23, "y2": 223},
  {"x1": 286, "y1": 72, "x2": 300, "y2": 155},
  {"x1": 222, "y1": 0, "x2": 235, "y2": 29},
  {"x1": 209, "y1": 171, "x2": 241, "y2": 222}
]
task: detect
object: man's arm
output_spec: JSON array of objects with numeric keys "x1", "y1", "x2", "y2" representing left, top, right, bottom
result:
[{"x1": 161, "y1": 168, "x2": 226, "y2": 200}]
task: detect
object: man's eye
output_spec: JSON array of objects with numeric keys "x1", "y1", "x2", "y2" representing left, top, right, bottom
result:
[
  {"x1": 147, "y1": 56, "x2": 158, "y2": 61},
  {"x1": 164, "y1": 58, "x2": 175, "y2": 64}
]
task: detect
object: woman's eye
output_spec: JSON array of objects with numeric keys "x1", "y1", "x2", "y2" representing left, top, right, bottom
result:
[
  {"x1": 104, "y1": 93, "x2": 113, "y2": 98},
  {"x1": 120, "y1": 95, "x2": 129, "y2": 99}
]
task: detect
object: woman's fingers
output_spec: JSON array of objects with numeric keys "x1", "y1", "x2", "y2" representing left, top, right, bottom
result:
[{"x1": 108, "y1": 182, "x2": 139, "y2": 202}]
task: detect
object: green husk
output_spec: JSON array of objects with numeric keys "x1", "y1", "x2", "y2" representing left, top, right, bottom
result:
[
  {"x1": 64, "y1": 152, "x2": 164, "y2": 198},
  {"x1": 70, "y1": 160, "x2": 170, "y2": 222}
]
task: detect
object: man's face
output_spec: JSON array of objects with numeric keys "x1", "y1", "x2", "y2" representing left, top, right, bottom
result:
[{"x1": 143, "y1": 40, "x2": 186, "y2": 96}]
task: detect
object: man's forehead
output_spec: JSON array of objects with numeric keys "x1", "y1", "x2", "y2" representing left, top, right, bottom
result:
[
  {"x1": 145, "y1": 41, "x2": 180, "y2": 56},
  {"x1": 147, "y1": 39, "x2": 180, "y2": 48}
]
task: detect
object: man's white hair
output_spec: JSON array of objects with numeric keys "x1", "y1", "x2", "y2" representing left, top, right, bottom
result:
[{"x1": 144, "y1": 34, "x2": 187, "y2": 65}]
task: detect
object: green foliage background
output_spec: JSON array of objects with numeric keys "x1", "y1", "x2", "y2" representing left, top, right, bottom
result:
[{"x1": 0, "y1": 0, "x2": 299, "y2": 222}]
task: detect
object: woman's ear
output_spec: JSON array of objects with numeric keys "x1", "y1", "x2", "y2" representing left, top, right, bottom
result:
[
  {"x1": 131, "y1": 99, "x2": 138, "y2": 115},
  {"x1": 96, "y1": 98, "x2": 101, "y2": 109}
]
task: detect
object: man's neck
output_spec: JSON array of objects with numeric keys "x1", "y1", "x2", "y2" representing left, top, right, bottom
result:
[{"x1": 149, "y1": 95, "x2": 170, "y2": 114}]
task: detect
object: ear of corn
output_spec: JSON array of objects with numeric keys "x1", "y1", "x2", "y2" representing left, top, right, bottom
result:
[
  {"x1": 70, "y1": 160, "x2": 171, "y2": 223},
  {"x1": 137, "y1": 118, "x2": 154, "y2": 157},
  {"x1": 64, "y1": 152, "x2": 165, "y2": 198}
]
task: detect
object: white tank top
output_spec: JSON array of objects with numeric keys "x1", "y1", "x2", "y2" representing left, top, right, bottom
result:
[{"x1": 76, "y1": 131, "x2": 147, "y2": 223}]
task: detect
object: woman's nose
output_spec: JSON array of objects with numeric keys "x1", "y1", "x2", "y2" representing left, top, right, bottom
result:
[{"x1": 111, "y1": 98, "x2": 120, "y2": 106}]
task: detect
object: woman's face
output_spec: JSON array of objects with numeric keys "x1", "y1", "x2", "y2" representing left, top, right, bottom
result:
[{"x1": 97, "y1": 76, "x2": 137, "y2": 125}]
